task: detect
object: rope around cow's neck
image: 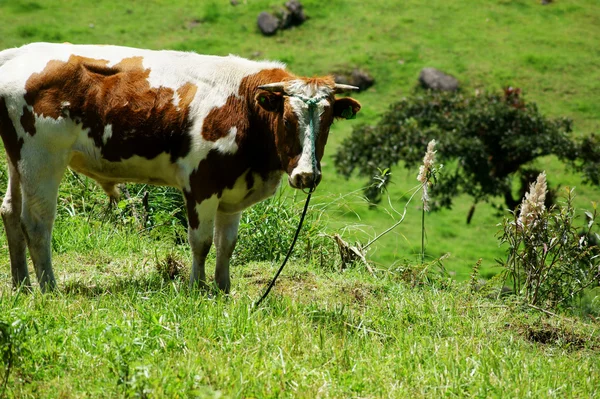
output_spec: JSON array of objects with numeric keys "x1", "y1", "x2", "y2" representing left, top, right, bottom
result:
[{"x1": 253, "y1": 97, "x2": 320, "y2": 309}]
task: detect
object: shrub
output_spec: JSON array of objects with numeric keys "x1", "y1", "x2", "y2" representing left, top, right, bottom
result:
[
  {"x1": 57, "y1": 173, "x2": 187, "y2": 237},
  {"x1": 334, "y1": 88, "x2": 577, "y2": 219},
  {"x1": 498, "y1": 173, "x2": 600, "y2": 312},
  {"x1": 233, "y1": 188, "x2": 335, "y2": 268},
  {"x1": 0, "y1": 317, "x2": 30, "y2": 396}
]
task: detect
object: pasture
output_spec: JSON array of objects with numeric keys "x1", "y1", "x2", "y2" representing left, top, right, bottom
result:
[{"x1": 1, "y1": 0, "x2": 600, "y2": 397}]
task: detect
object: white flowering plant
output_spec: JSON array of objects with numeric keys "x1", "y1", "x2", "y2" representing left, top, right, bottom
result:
[{"x1": 498, "y1": 176, "x2": 600, "y2": 311}]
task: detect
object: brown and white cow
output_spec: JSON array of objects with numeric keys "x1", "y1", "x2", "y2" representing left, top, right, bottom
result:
[{"x1": 0, "y1": 42, "x2": 360, "y2": 292}]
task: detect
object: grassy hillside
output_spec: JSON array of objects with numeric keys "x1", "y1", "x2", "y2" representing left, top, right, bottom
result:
[
  {"x1": 2, "y1": 260, "x2": 600, "y2": 397},
  {"x1": 1, "y1": 0, "x2": 599, "y2": 278},
  {"x1": 1, "y1": 1, "x2": 600, "y2": 396}
]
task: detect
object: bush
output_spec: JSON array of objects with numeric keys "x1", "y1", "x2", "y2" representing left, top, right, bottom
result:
[
  {"x1": 498, "y1": 174, "x2": 600, "y2": 312},
  {"x1": 0, "y1": 317, "x2": 30, "y2": 396},
  {"x1": 334, "y1": 88, "x2": 576, "y2": 216},
  {"x1": 233, "y1": 188, "x2": 335, "y2": 268}
]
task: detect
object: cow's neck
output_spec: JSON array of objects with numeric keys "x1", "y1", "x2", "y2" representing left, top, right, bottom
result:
[{"x1": 240, "y1": 92, "x2": 284, "y2": 178}]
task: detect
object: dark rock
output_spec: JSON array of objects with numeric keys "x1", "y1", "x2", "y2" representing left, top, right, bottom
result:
[
  {"x1": 276, "y1": 0, "x2": 307, "y2": 30},
  {"x1": 418, "y1": 68, "x2": 459, "y2": 91},
  {"x1": 230, "y1": 0, "x2": 239, "y2": 5},
  {"x1": 257, "y1": 1, "x2": 307, "y2": 36},
  {"x1": 257, "y1": 12, "x2": 280, "y2": 36},
  {"x1": 277, "y1": 7, "x2": 294, "y2": 30},
  {"x1": 285, "y1": 0, "x2": 307, "y2": 25},
  {"x1": 333, "y1": 68, "x2": 375, "y2": 92}
]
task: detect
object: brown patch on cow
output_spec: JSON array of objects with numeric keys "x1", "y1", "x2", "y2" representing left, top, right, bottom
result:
[
  {"x1": 20, "y1": 106, "x2": 36, "y2": 136},
  {"x1": 0, "y1": 97, "x2": 24, "y2": 165},
  {"x1": 201, "y1": 68, "x2": 292, "y2": 143},
  {"x1": 177, "y1": 83, "x2": 198, "y2": 109},
  {"x1": 23, "y1": 55, "x2": 194, "y2": 163},
  {"x1": 188, "y1": 69, "x2": 298, "y2": 208},
  {"x1": 202, "y1": 95, "x2": 248, "y2": 142},
  {"x1": 280, "y1": 100, "x2": 302, "y2": 174},
  {"x1": 245, "y1": 171, "x2": 255, "y2": 192},
  {"x1": 183, "y1": 189, "x2": 200, "y2": 229}
]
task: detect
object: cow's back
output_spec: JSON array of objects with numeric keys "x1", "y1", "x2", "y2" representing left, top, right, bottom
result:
[{"x1": 0, "y1": 43, "x2": 286, "y2": 191}]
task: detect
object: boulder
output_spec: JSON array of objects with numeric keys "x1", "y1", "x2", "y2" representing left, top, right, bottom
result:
[
  {"x1": 285, "y1": 0, "x2": 307, "y2": 25},
  {"x1": 333, "y1": 68, "x2": 375, "y2": 92},
  {"x1": 276, "y1": 7, "x2": 294, "y2": 30},
  {"x1": 257, "y1": 12, "x2": 280, "y2": 36},
  {"x1": 258, "y1": 0, "x2": 307, "y2": 35},
  {"x1": 418, "y1": 68, "x2": 459, "y2": 91}
]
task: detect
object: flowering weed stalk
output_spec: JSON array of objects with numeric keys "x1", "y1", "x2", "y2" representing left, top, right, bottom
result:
[
  {"x1": 358, "y1": 139, "x2": 441, "y2": 268},
  {"x1": 417, "y1": 140, "x2": 438, "y2": 264}
]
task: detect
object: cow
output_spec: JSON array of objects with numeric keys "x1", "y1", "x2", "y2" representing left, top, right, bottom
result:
[{"x1": 0, "y1": 42, "x2": 361, "y2": 292}]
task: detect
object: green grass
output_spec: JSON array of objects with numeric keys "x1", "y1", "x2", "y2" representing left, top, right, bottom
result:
[
  {"x1": 1, "y1": 0, "x2": 599, "y2": 277},
  {"x1": 1, "y1": 0, "x2": 600, "y2": 396},
  {"x1": 2, "y1": 254, "x2": 600, "y2": 397}
]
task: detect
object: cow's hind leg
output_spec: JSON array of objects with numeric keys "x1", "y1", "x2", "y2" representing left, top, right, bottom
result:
[
  {"x1": 0, "y1": 161, "x2": 30, "y2": 289},
  {"x1": 214, "y1": 211, "x2": 241, "y2": 293},
  {"x1": 19, "y1": 155, "x2": 67, "y2": 292},
  {"x1": 186, "y1": 196, "x2": 218, "y2": 290}
]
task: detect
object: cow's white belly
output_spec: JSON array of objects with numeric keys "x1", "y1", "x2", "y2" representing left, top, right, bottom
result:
[
  {"x1": 69, "y1": 151, "x2": 181, "y2": 187},
  {"x1": 67, "y1": 127, "x2": 182, "y2": 189},
  {"x1": 218, "y1": 170, "x2": 283, "y2": 214}
]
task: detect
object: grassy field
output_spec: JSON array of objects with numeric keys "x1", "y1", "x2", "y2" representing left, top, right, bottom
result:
[
  {"x1": 1, "y1": 0, "x2": 600, "y2": 396},
  {"x1": 3, "y1": 259, "x2": 600, "y2": 398},
  {"x1": 1, "y1": 0, "x2": 599, "y2": 277}
]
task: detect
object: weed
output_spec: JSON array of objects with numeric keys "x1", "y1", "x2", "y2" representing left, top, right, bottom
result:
[
  {"x1": 391, "y1": 254, "x2": 451, "y2": 289},
  {"x1": 155, "y1": 253, "x2": 186, "y2": 282},
  {"x1": 234, "y1": 187, "x2": 331, "y2": 267},
  {"x1": 470, "y1": 258, "x2": 482, "y2": 294},
  {"x1": 499, "y1": 177, "x2": 600, "y2": 312},
  {"x1": 0, "y1": 317, "x2": 29, "y2": 397}
]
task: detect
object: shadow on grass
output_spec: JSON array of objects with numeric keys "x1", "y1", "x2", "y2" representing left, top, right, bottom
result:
[
  {"x1": 61, "y1": 275, "x2": 180, "y2": 297},
  {"x1": 60, "y1": 253, "x2": 193, "y2": 297},
  {"x1": 510, "y1": 320, "x2": 600, "y2": 352}
]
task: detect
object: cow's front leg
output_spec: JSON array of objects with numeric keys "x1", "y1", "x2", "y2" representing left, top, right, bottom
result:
[
  {"x1": 186, "y1": 197, "x2": 218, "y2": 290},
  {"x1": 214, "y1": 211, "x2": 242, "y2": 293}
]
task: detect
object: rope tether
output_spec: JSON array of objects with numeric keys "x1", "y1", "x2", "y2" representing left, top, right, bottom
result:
[{"x1": 253, "y1": 95, "x2": 322, "y2": 309}]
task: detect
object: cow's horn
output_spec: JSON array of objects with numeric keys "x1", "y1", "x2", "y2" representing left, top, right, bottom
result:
[
  {"x1": 258, "y1": 82, "x2": 287, "y2": 93},
  {"x1": 334, "y1": 84, "x2": 360, "y2": 93}
]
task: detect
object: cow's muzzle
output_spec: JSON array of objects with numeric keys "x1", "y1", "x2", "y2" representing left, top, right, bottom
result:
[{"x1": 288, "y1": 170, "x2": 322, "y2": 190}]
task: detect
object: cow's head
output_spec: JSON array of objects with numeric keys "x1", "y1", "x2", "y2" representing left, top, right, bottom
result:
[{"x1": 255, "y1": 78, "x2": 361, "y2": 191}]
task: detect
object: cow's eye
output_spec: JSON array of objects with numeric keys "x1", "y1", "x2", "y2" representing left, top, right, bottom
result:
[{"x1": 284, "y1": 119, "x2": 291, "y2": 130}]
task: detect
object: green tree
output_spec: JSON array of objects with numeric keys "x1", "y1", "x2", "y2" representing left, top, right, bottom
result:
[{"x1": 334, "y1": 88, "x2": 579, "y2": 222}]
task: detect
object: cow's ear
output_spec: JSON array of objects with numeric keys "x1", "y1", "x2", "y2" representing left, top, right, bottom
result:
[
  {"x1": 255, "y1": 91, "x2": 283, "y2": 113},
  {"x1": 333, "y1": 97, "x2": 361, "y2": 120}
]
